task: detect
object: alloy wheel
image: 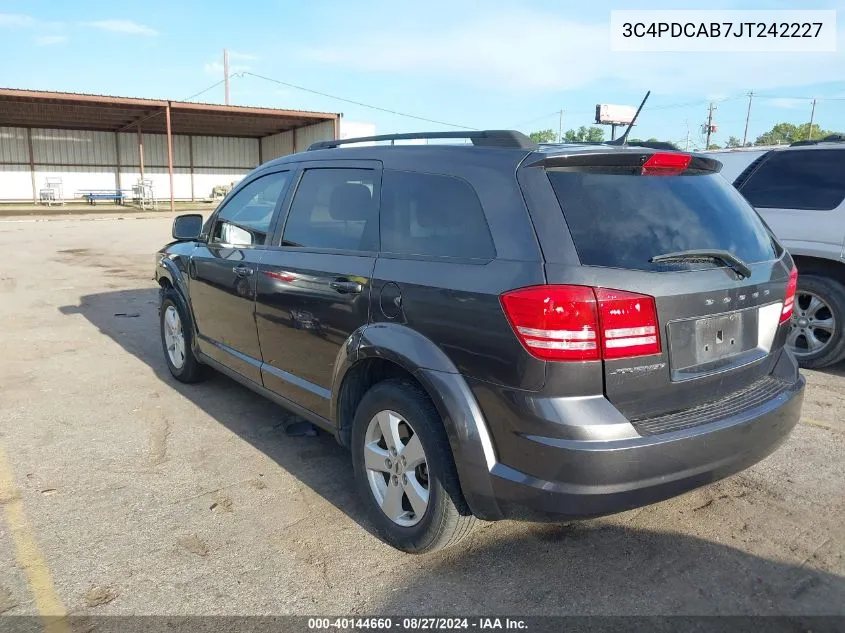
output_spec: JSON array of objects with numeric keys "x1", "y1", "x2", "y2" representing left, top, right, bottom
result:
[
  {"x1": 788, "y1": 290, "x2": 836, "y2": 358},
  {"x1": 163, "y1": 305, "x2": 186, "y2": 369},
  {"x1": 363, "y1": 410, "x2": 430, "y2": 527}
]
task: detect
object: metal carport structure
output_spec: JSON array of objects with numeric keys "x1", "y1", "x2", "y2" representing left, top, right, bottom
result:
[{"x1": 0, "y1": 88, "x2": 340, "y2": 210}]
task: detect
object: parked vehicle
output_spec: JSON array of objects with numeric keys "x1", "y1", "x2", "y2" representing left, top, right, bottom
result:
[
  {"x1": 704, "y1": 137, "x2": 845, "y2": 367},
  {"x1": 155, "y1": 130, "x2": 804, "y2": 553}
]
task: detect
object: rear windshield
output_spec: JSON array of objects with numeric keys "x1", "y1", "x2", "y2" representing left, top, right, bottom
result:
[{"x1": 547, "y1": 170, "x2": 778, "y2": 272}]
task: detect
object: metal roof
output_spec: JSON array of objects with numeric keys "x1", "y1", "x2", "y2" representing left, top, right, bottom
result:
[{"x1": 0, "y1": 88, "x2": 339, "y2": 138}]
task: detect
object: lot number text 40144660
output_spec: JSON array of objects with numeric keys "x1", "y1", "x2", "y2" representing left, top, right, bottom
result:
[{"x1": 307, "y1": 617, "x2": 528, "y2": 630}]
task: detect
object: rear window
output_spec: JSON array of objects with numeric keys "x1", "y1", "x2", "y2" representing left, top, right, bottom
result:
[
  {"x1": 737, "y1": 149, "x2": 845, "y2": 211},
  {"x1": 547, "y1": 170, "x2": 777, "y2": 272}
]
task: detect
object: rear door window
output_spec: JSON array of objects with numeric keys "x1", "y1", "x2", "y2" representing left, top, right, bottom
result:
[
  {"x1": 737, "y1": 149, "x2": 845, "y2": 211},
  {"x1": 380, "y1": 169, "x2": 495, "y2": 259},
  {"x1": 547, "y1": 170, "x2": 777, "y2": 272}
]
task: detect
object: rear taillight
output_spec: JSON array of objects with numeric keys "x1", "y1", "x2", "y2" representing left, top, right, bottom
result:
[
  {"x1": 499, "y1": 285, "x2": 599, "y2": 361},
  {"x1": 594, "y1": 288, "x2": 661, "y2": 359},
  {"x1": 500, "y1": 285, "x2": 661, "y2": 362},
  {"x1": 641, "y1": 152, "x2": 691, "y2": 176},
  {"x1": 781, "y1": 266, "x2": 798, "y2": 323}
]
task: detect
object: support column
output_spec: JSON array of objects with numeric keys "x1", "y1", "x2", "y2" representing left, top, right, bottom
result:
[
  {"x1": 165, "y1": 103, "x2": 175, "y2": 213},
  {"x1": 293, "y1": 128, "x2": 298, "y2": 154},
  {"x1": 26, "y1": 127, "x2": 36, "y2": 203},
  {"x1": 114, "y1": 131, "x2": 121, "y2": 191},
  {"x1": 189, "y1": 135, "x2": 195, "y2": 202},
  {"x1": 137, "y1": 126, "x2": 145, "y2": 182},
  {"x1": 258, "y1": 137, "x2": 263, "y2": 166}
]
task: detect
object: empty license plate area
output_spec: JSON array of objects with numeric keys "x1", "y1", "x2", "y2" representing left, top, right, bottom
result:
[
  {"x1": 668, "y1": 308, "x2": 760, "y2": 374},
  {"x1": 696, "y1": 312, "x2": 743, "y2": 363}
]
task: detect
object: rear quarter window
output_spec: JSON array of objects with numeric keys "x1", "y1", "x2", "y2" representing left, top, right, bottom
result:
[
  {"x1": 738, "y1": 149, "x2": 845, "y2": 211},
  {"x1": 380, "y1": 169, "x2": 495, "y2": 260},
  {"x1": 547, "y1": 170, "x2": 777, "y2": 272}
]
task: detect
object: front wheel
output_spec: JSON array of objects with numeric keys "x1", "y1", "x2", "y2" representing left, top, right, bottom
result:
[
  {"x1": 160, "y1": 288, "x2": 206, "y2": 383},
  {"x1": 786, "y1": 274, "x2": 845, "y2": 369},
  {"x1": 351, "y1": 379, "x2": 476, "y2": 553}
]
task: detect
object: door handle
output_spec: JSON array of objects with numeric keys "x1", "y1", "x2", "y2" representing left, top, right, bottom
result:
[
  {"x1": 330, "y1": 280, "x2": 363, "y2": 294},
  {"x1": 232, "y1": 265, "x2": 254, "y2": 277}
]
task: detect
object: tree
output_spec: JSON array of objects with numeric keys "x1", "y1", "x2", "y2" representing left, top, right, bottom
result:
[
  {"x1": 707, "y1": 144, "x2": 722, "y2": 150},
  {"x1": 629, "y1": 137, "x2": 677, "y2": 148},
  {"x1": 754, "y1": 122, "x2": 841, "y2": 146},
  {"x1": 529, "y1": 129, "x2": 557, "y2": 143},
  {"x1": 563, "y1": 126, "x2": 605, "y2": 142},
  {"x1": 725, "y1": 136, "x2": 742, "y2": 148}
]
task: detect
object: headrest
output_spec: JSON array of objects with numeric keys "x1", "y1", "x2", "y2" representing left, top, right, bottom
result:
[{"x1": 328, "y1": 183, "x2": 373, "y2": 221}]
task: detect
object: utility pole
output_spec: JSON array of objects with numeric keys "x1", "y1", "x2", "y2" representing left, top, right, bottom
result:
[
  {"x1": 558, "y1": 110, "x2": 564, "y2": 143},
  {"x1": 705, "y1": 102, "x2": 716, "y2": 149},
  {"x1": 742, "y1": 91, "x2": 753, "y2": 147},
  {"x1": 223, "y1": 48, "x2": 230, "y2": 105},
  {"x1": 685, "y1": 120, "x2": 691, "y2": 151},
  {"x1": 808, "y1": 99, "x2": 817, "y2": 140}
]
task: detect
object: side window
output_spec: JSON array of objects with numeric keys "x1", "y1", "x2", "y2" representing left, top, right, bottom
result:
[
  {"x1": 282, "y1": 168, "x2": 378, "y2": 251},
  {"x1": 380, "y1": 170, "x2": 495, "y2": 259},
  {"x1": 211, "y1": 172, "x2": 289, "y2": 246},
  {"x1": 739, "y1": 149, "x2": 845, "y2": 211}
]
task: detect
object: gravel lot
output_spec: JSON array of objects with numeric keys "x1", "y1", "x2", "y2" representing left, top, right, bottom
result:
[{"x1": 0, "y1": 212, "x2": 843, "y2": 618}]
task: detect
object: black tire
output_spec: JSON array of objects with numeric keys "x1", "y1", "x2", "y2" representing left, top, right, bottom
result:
[
  {"x1": 351, "y1": 379, "x2": 476, "y2": 553},
  {"x1": 159, "y1": 288, "x2": 206, "y2": 383},
  {"x1": 789, "y1": 274, "x2": 845, "y2": 369}
]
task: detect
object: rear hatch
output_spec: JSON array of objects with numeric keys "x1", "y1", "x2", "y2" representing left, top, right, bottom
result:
[{"x1": 519, "y1": 149, "x2": 796, "y2": 421}]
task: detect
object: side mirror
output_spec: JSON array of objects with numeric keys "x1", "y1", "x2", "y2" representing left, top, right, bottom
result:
[{"x1": 172, "y1": 214, "x2": 203, "y2": 241}]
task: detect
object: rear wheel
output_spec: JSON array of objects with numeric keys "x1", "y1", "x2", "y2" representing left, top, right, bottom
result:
[
  {"x1": 351, "y1": 379, "x2": 476, "y2": 553},
  {"x1": 787, "y1": 274, "x2": 845, "y2": 369}
]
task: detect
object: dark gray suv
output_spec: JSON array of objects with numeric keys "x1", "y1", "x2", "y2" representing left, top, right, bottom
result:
[{"x1": 155, "y1": 130, "x2": 805, "y2": 553}]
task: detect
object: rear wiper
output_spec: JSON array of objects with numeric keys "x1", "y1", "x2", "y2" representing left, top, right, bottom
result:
[{"x1": 649, "y1": 249, "x2": 752, "y2": 279}]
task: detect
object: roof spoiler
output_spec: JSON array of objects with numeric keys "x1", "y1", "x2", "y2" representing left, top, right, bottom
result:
[{"x1": 308, "y1": 130, "x2": 537, "y2": 151}]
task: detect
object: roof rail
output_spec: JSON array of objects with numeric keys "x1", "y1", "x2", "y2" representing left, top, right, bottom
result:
[{"x1": 307, "y1": 130, "x2": 537, "y2": 151}]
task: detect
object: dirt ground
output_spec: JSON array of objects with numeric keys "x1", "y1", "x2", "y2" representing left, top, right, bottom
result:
[{"x1": 0, "y1": 212, "x2": 843, "y2": 619}]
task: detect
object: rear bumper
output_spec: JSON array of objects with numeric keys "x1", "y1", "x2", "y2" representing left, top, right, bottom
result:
[
  {"x1": 422, "y1": 350, "x2": 805, "y2": 522},
  {"x1": 488, "y1": 373, "x2": 803, "y2": 521}
]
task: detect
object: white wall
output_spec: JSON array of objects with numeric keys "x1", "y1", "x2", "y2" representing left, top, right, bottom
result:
[
  {"x1": 35, "y1": 166, "x2": 116, "y2": 198},
  {"x1": 0, "y1": 165, "x2": 32, "y2": 200},
  {"x1": 0, "y1": 121, "x2": 336, "y2": 202}
]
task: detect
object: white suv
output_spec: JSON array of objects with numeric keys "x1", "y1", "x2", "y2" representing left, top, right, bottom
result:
[{"x1": 706, "y1": 138, "x2": 845, "y2": 368}]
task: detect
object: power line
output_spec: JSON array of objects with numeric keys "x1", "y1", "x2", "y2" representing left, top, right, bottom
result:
[
  {"x1": 242, "y1": 71, "x2": 476, "y2": 130},
  {"x1": 754, "y1": 94, "x2": 845, "y2": 102},
  {"x1": 181, "y1": 77, "x2": 229, "y2": 103}
]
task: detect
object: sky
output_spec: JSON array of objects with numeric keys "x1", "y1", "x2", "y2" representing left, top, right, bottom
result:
[{"x1": 1, "y1": 0, "x2": 844, "y2": 149}]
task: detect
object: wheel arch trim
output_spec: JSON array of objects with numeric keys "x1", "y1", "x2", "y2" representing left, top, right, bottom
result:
[{"x1": 331, "y1": 322, "x2": 503, "y2": 520}]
